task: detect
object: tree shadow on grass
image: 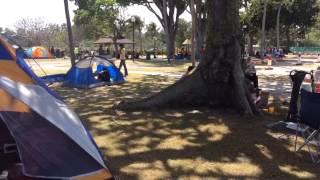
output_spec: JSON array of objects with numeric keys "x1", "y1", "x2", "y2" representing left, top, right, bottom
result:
[
  {"x1": 53, "y1": 75, "x2": 320, "y2": 180},
  {"x1": 136, "y1": 59, "x2": 191, "y2": 68}
]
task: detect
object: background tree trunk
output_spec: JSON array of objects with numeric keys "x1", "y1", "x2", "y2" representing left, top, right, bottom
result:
[
  {"x1": 190, "y1": 0, "x2": 196, "y2": 66},
  {"x1": 117, "y1": 0, "x2": 256, "y2": 115},
  {"x1": 165, "y1": 31, "x2": 176, "y2": 62},
  {"x1": 286, "y1": 28, "x2": 291, "y2": 47},
  {"x1": 260, "y1": 0, "x2": 268, "y2": 56},
  {"x1": 195, "y1": 0, "x2": 207, "y2": 61},
  {"x1": 276, "y1": 4, "x2": 282, "y2": 49},
  {"x1": 64, "y1": 0, "x2": 76, "y2": 66},
  {"x1": 139, "y1": 30, "x2": 143, "y2": 53},
  {"x1": 248, "y1": 33, "x2": 254, "y2": 56}
]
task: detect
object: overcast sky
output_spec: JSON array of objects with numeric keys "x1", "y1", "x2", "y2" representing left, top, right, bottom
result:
[{"x1": 0, "y1": 0, "x2": 191, "y2": 31}]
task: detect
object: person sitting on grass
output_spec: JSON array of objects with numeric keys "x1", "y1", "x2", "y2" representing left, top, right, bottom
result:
[{"x1": 245, "y1": 57, "x2": 258, "y2": 90}]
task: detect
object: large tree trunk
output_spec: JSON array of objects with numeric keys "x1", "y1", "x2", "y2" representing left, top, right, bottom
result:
[
  {"x1": 64, "y1": 0, "x2": 76, "y2": 66},
  {"x1": 117, "y1": 0, "x2": 257, "y2": 115},
  {"x1": 165, "y1": 30, "x2": 176, "y2": 62}
]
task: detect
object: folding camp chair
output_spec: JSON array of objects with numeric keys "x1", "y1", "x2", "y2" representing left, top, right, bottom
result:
[
  {"x1": 267, "y1": 70, "x2": 309, "y2": 133},
  {"x1": 295, "y1": 89, "x2": 320, "y2": 163},
  {"x1": 267, "y1": 70, "x2": 320, "y2": 162},
  {"x1": 283, "y1": 70, "x2": 320, "y2": 162}
]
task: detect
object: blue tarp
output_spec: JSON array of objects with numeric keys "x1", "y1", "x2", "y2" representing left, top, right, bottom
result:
[
  {"x1": 64, "y1": 67, "x2": 103, "y2": 89},
  {"x1": 0, "y1": 43, "x2": 13, "y2": 60}
]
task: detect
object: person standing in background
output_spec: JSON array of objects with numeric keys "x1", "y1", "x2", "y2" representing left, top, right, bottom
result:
[
  {"x1": 50, "y1": 46, "x2": 55, "y2": 57},
  {"x1": 74, "y1": 47, "x2": 79, "y2": 59},
  {"x1": 119, "y1": 44, "x2": 128, "y2": 76}
]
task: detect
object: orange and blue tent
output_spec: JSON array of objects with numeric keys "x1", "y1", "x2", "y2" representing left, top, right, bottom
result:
[
  {"x1": 0, "y1": 36, "x2": 113, "y2": 179},
  {"x1": 25, "y1": 46, "x2": 53, "y2": 59}
]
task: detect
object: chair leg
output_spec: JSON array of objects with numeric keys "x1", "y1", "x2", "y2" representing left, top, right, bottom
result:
[
  {"x1": 294, "y1": 123, "x2": 299, "y2": 151},
  {"x1": 297, "y1": 130, "x2": 318, "y2": 152}
]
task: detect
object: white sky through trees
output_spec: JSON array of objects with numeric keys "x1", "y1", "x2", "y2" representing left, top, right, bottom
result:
[{"x1": 0, "y1": 0, "x2": 190, "y2": 31}]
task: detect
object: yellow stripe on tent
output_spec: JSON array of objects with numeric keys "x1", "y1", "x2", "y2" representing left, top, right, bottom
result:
[
  {"x1": 0, "y1": 89, "x2": 30, "y2": 112},
  {"x1": 0, "y1": 61, "x2": 35, "y2": 84}
]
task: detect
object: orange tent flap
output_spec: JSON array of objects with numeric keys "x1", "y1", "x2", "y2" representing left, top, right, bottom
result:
[
  {"x1": 75, "y1": 169, "x2": 113, "y2": 180},
  {"x1": 0, "y1": 89, "x2": 30, "y2": 112},
  {"x1": 0, "y1": 61, "x2": 34, "y2": 84}
]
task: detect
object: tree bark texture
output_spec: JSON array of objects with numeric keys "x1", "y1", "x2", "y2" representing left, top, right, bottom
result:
[
  {"x1": 276, "y1": 4, "x2": 282, "y2": 49},
  {"x1": 117, "y1": 0, "x2": 257, "y2": 115},
  {"x1": 286, "y1": 28, "x2": 291, "y2": 47},
  {"x1": 248, "y1": 33, "x2": 254, "y2": 56},
  {"x1": 261, "y1": 0, "x2": 268, "y2": 56},
  {"x1": 64, "y1": 0, "x2": 76, "y2": 66},
  {"x1": 190, "y1": 0, "x2": 196, "y2": 66},
  {"x1": 194, "y1": 0, "x2": 207, "y2": 60}
]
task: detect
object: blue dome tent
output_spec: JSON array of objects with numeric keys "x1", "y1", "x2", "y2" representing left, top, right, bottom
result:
[{"x1": 43, "y1": 56, "x2": 125, "y2": 88}]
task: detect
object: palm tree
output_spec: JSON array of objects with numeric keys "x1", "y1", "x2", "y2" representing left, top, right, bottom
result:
[
  {"x1": 126, "y1": 15, "x2": 144, "y2": 53},
  {"x1": 64, "y1": 0, "x2": 76, "y2": 66},
  {"x1": 135, "y1": 17, "x2": 145, "y2": 53}
]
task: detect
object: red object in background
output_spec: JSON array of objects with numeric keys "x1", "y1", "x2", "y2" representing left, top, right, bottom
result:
[
  {"x1": 315, "y1": 83, "x2": 320, "y2": 93},
  {"x1": 267, "y1": 54, "x2": 272, "y2": 60}
]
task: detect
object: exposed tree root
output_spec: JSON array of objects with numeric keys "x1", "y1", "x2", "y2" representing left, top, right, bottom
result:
[
  {"x1": 115, "y1": 65, "x2": 258, "y2": 115},
  {"x1": 116, "y1": 69, "x2": 208, "y2": 110}
]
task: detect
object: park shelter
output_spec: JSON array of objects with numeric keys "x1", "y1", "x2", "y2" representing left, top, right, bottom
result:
[
  {"x1": 94, "y1": 36, "x2": 134, "y2": 56},
  {"x1": 182, "y1": 39, "x2": 191, "y2": 45},
  {"x1": 25, "y1": 46, "x2": 53, "y2": 59},
  {"x1": 0, "y1": 36, "x2": 113, "y2": 179},
  {"x1": 94, "y1": 36, "x2": 134, "y2": 46},
  {"x1": 64, "y1": 56, "x2": 125, "y2": 88},
  {"x1": 182, "y1": 39, "x2": 191, "y2": 54}
]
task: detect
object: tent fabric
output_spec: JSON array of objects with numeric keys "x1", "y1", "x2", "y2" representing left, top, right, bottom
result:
[
  {"x1": 0, "y1": 76, "x2": 106, "y2": 168},
  {"x1": 0, "y1": 43, "x2": 13, "y2": 60},
  {"x1": 0, "y1": 111, "x2": 104, "y2": 178},
  {"x1": 64, "y1": 67, "x2": 105, "y2": 89},
  {"x1": 0, "y1": 36, "x2": 113, "y2": 179},
  {"x1": 64, "y1": 56, "x2": 125, "y2": 88},
  {"x1": 300, "y1": 89, "x2": 320, "y2": 128},
  {"x1": 25, "y1": 46, "x2": 53, "y2": 59},
  {"x1": 16, "y1": 51, "x2": 60, "y2": 99},
  {"x1": 0, "y1": 37, "x2": 16, "y2": 60}
]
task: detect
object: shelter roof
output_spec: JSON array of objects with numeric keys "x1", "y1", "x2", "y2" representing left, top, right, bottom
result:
[{"x1": 94, "y1": 36, "x2": 134, "y2": 45}]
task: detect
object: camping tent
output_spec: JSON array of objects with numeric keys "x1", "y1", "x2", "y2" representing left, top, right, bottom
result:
[
  {"x1": 0, "y1": 36, "x2": 113, "y2": 179},
  {"x1": 25, "y1": 46, "x2": 53, "y2": 59},
  {"x1": 63, "y1": 56, "x2": 125, "y2": 88}
]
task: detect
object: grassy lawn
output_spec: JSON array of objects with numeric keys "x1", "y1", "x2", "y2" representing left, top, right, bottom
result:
[{"x1": 35, "y1": 59, "x2": 319, "y2": 179}]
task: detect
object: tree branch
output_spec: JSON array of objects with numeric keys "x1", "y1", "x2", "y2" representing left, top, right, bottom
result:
[{"x1": 144, "y1": 2, "x2": 165, "y2": 28}]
